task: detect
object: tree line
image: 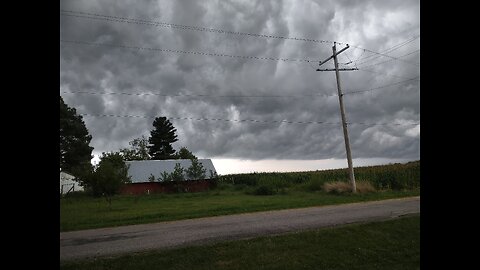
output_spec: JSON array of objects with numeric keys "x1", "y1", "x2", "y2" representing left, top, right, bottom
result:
[{"x1": 60, "y1": 96, "x2": 206, "y2": 200}]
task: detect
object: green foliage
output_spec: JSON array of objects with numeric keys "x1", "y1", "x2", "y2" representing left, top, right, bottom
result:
[
  {"x1": 81, "y1": 152, "x2": 131, "y2": 202},
  {"x1": 159, "y1": 171, "x2": 172, "y2": 182},
  {"x1": 60, "y1": 96, "x2": 94, "y2": 176},
  {"x1": 170, "y1": 163, "x2": 185, "y2": 182},
  {"x1": 301, "y1": 178, "x2": 324, "y2": 192},
  {"x1": 252, "y1": 185, "x2": 275, "y2": 196},
  {"x1": 148, "y1": 117, "x2": 178, "y2": 160},
  {"x1": 175, "y1": 147, "x2": 197, "y2": 160},
  {"x1": 148, "y1": 174, "x2": 156, "y2": 182},
  {"x1": 120, "y1": 135, "x2": 151, "y2": 161},
  {"x1": 209, "y1": 170, "x2": 219, "y2": 189},
  {"x1": 185, "y1": 158, "x2": 206, "y2": 180}
]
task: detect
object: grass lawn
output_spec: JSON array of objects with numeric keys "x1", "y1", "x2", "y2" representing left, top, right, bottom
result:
[
  {"x1": 60, "y1": 214, "x2": 420, "y2": 270},
  {"x1": 60, "y1": 188, "x2": 419, "y2": 232}
]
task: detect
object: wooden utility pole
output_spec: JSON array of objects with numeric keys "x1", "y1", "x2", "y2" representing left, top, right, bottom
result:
[{"x1": 317, "y1": 42, "x2": 357, "y2": 192}]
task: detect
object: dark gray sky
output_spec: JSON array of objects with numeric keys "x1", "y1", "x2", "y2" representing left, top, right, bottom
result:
[{"x1": 60, "y1": 0, "x2": 420, "y2": 174}]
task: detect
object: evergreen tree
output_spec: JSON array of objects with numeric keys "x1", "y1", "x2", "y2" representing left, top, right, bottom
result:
[
  {"x1": 175, "y1": 146, "x2": 197, "y2": 160},
  {"x1": 148, "y1": 117, "x2": 178, "y2": 160}
]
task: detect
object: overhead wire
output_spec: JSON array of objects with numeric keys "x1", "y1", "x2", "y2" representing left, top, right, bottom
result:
[
  {"x1": 61, "y1": 90, "x2": 339, "y2": 99},
  {"x1": 61, "y1": 9, "x2": 419, "y2": 67},
  {"x1": 350, "y1": 35, "x2": 420, "y2": 66},
  {"x1": 60, "y1": 9, "x2": 420, "y2": 133},
  {"x1": 356, "y1": 49, "x2": 420, "y2": 69},
  {"x1": 343, "y1": 76, "x2": 420, "y2": 95},
  {"x1": 61, "y1": 76, "x2": 419, "y2": 99},
  {"x1": 78, "y1": 113, "x2": 419, "y2": 126},
  {"x1": 60, "y1": 39, "x2": 316, "y2": 63},
  {"x1": 60, "y1": 9, "x2": 332, "y2": 44}
]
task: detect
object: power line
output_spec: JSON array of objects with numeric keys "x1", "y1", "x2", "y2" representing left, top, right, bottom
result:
[
  {"x1": 61, "y1": 9, "x2": 419, "y2": 68},
  {"x1": 61, "y1": 90, "x2": 338, "y2": 99},
  {"x1": 343, "y1": 76, "x2": 420, "y2": 95},
  {"x1": 78, "y1": 113, "x2": 419, "y2": 126},
  {"x1": 357, "y1": 49, "x2": 420, "y2": 69},
  {"x1": 353, "y1": 35, "x2": 419, "y2": 63},
  {"x1": 60, "y1": 39, "x2": 316, "y2": 63},
  {"x1": 60, "y1": 9, "x2": 332, "y2": 44},
  {"x1": 61, "y1": 76, "x2": 419, "y2": 99},
  {"x1": 348, "y1": 35, "x2": 420, "y2": 66},
  {"x1": 79, "y1": 113, "x2": 340, "y2": 125},
  {"x1": 356, "y1": 67, "x2": 420, "y2": 81}
]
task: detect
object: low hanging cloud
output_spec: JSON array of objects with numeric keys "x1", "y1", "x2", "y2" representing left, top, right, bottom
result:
[{"x1": 60, "y1": 0, "x2": 420, "y2": 161}]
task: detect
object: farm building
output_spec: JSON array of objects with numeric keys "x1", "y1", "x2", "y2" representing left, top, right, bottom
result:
[
  {"x1": 121, "y1": 159, "x2": 218, "y2": 195},
  {"x1": 60, "y1": 171, "x2": 84, "y2": 195}
]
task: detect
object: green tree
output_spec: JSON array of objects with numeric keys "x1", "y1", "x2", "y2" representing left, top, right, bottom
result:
[
  {"x1": 148, "y1": 117, "x2": 178, "y2": 160},
  {"x1": 170, "y1": 163, "x2": 185, "y2": 182},
  {"x1": 170, "y1": 163, "x2": 185, "y2": 193},
  {"x1": 186, "y1": 158, "x2": 206, "y2": 180},
  {"x1": 120, "y1": 135, "x2": 151, "y2": 161},
  {"x1": 60, "y1": 96, "x2": 94, "y2": 176},
  {"x1": 175, "y1": 146, "x2": 197, "y2": 160},
  {"x1": 81, "y1": 152, "x2": 131, "y2": 205}
]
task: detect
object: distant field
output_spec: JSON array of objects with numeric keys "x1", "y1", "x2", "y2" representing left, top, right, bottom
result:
[
  {"x1": 61, "y1": 161, "x2": 420, "y2": 231},
  {"x1": 60, "y1": 214, "x2": 420, "y2": 270}
]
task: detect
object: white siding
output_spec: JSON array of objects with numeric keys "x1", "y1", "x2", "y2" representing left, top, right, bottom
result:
[
  {"x1": 60, "y1": 172, "x2": 84, "y2": 194},
  {"x1": 126, "y1": 159, "x2": 217, "y2": 183}
]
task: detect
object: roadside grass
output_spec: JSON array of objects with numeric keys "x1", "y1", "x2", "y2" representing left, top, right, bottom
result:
[
  {"x1": 60, "y1": 214, "x2": 420, "y2": 270},
  {"x1": 60, "y1": 188, "x2": 419, "y2": 232}
]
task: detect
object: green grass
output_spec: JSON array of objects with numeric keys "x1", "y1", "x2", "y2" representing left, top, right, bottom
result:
[
  {"x1": 60, "y1": 189, "x2": 419, "y2": 232},
  {"x1": 60, "y1": 214, "x2": 420, "y2": 270}
]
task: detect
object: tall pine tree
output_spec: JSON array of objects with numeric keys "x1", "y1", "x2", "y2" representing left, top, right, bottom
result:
[
  {"x1": 60, "y1": 96, "x2": 94, "y2": 175},
  {"x1": 148, "y1": 117, "x2": 178, "y2": 160}
]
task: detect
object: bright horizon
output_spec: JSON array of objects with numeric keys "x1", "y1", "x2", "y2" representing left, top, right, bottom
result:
[{"x1": 91, "y1": 155, "x2": 415, "y2": 175}]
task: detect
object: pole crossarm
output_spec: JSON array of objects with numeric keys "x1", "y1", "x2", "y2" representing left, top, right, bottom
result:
[
  {"x1": 318, "y1": 44, "x2": 350, "y2": 67},
  {"x1": 316, "y1": 68, "x2": 358, "y2": 71}
]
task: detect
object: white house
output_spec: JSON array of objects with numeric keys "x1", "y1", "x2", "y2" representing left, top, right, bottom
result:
[
  {"x1": 60, "y1": 171, "x2": 84, "y2": 194},
  {"x1": 126, "y1": 159, "x2": 217, "y2": 183}
]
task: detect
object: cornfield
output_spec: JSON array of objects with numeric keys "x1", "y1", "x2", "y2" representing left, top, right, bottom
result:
[{"x1": 218, "y1": 160, "x2": 420, "y2": 191}]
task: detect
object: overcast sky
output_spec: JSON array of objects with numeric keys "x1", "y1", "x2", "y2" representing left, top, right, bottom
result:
[{"x1": 60, "y1": 0, "x2": 420, "y2": 174}]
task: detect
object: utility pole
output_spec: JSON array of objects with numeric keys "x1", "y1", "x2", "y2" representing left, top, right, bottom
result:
[{"x1": 317, "y1": 42, "x2": 357, "y2": 192}]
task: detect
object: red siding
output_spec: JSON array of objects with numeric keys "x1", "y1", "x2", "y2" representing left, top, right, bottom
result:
[{"x1": 120, "y1": 180, "x2": 213, "y2": 195}]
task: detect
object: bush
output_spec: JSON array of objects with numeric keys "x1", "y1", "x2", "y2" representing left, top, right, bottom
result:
[
  {"x1": 253, "y1": 185, "x2": 276, "y2": 196},
  {"x1": 323, "y1": 180, "x2": 377, "y2": 194},
  {"x1": 302, "y1": 179, "x2": 325, "y2": 192},
  {"x1": 80, "y1": 152, "x2": 131, "y2": 206},
  {"x1": 356, "y1": 181, "x2": 376, "y2": 193},
  {"x1": 323, "y1": 181, "x2": 353, "y2": 194}
]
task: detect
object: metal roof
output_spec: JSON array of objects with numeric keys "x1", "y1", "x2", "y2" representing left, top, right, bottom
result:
[{"x1": 125, "y1": 159, "x2": 217, "y2": 183}]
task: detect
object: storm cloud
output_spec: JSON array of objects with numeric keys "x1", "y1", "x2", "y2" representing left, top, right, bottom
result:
[{"x1": 60, "y1": 0, "x2": 420, "y2": 162}]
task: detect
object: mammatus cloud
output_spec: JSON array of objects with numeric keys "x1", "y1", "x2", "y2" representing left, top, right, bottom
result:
[{"x1": 60, "y1": 0, "x2": 420, "y2": 163}]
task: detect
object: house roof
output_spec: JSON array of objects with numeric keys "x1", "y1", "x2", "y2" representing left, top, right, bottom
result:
[{"x1": 125, "y1": 159, "x2": 217, "y2": 183}]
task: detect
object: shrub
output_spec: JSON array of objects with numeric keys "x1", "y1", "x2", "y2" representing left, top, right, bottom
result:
[
  {"x1": 185, "y1": 158, "x2": 206, "y2": 180},
  {"x1": 302, "y1": 179, "x2": 324, "y2": 192},
  {"x1": 356, "y1": 181, "x2": 376, "y2": 193},
  {"x1": 323, "y1": 181, "x2": 353, "y2": 194},
  {"x1": 81, "y1": 152, "x2": 131, "y2": 206},
  {"x1": 253, "y1": 185, "x2": 276, "y2": 196},
  {"x1": 323, "y1": 180, "x2": 377, "y2": 194}
]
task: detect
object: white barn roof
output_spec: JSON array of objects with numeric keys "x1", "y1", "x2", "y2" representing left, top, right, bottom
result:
[{"x1": 126, "y1": 159, "x2": 217, "y2": 183}]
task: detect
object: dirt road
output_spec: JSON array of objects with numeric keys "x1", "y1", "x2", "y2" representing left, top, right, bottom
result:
[{"x1": 60, "y1": 196, "x2": 420, "y2": 261}]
